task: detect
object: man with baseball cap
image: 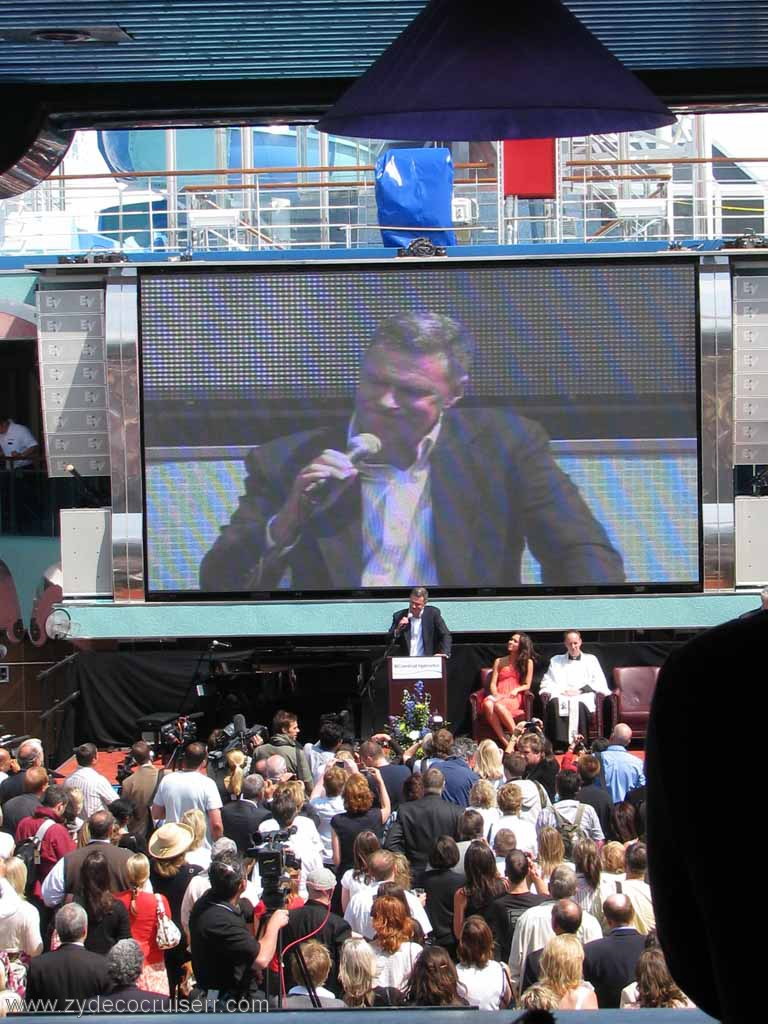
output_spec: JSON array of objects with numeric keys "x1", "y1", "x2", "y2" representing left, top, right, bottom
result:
[{"x1": 277, "y1": 867, "x2": 351, "y2": 995}]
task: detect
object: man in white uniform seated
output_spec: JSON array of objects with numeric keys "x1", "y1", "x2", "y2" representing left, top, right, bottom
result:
[{"x1": 539, "y1": 631, "x2": 610, "y2": 749}]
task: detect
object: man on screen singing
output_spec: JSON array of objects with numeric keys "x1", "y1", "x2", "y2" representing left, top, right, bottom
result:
[{"x1": 199, "y1": 312, "x2": 624, "y2": 591}]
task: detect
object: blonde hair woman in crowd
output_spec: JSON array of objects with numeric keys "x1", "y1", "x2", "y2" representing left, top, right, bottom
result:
[
  {"x1": 475, "y1": 740, "x2": 505, "y2": 788},
  {"x1": 468, "y1": 779, "x2": 501, "y2": 838},
  {"x1": 339, "y1": 937, "x2": 405, "y2": 1007},
  {"x1": 223, "y1": 749, "x2": 246, "y2": 801},
  {"x1": 538, "y1": 933, "x2": 598, "y2": 1009},
  {"x1": 180, "y1": 809, "x2": 210, "y2": 871},
  {"x1": 594, "y1": 841, "x2": 627, "y2": 929},
  {"x1": 573, "y1": 838, "x2": 602, "y2": 915},
  {"x1": 114, "y1": 853, "x2": 172, "y2": 994},
  {"x1": 536, "y1": 826, "x2": 571, "y2": 883}
]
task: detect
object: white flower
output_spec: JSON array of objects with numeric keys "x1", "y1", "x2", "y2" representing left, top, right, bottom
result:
[{"x1": 408, "y1": 730, "x2": 420, "y2": 741}]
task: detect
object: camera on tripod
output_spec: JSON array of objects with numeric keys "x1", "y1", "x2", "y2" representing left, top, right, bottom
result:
[{"x1": 247, "y1": 828, "x2": 301, "y2": 911}]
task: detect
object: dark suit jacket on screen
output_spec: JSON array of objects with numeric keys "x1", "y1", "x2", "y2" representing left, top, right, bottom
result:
[
  {"x1": 388, "y1": 604, "x2": 451, "y2": 657},
  {"x1": 582, "y1": 927, "x2": 646, "y2": 1008},
  {"x1": 199, "y1": 409, "x2": 624, "y2": 592},
  {"x1": 25, "y1": 943, "x2": 111, "y2": 1007}
]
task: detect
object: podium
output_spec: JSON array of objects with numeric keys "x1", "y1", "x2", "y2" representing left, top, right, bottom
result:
[{"x1": 387, "y1": 656, "x2": 448, "y2": 719}]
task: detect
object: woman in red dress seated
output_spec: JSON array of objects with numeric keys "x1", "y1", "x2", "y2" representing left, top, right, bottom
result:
[{"x1": 482, "y1": 633, "x2": 534, "y2": 745}]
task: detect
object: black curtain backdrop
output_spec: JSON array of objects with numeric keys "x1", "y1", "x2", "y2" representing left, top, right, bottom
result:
[{"x1": 42, "y1": 641, "x2": 684, "y2": 765}]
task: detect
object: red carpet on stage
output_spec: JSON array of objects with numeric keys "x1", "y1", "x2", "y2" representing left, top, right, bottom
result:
[{"x1": 56, "y1": 749, "x2": 131, "y2": 786}]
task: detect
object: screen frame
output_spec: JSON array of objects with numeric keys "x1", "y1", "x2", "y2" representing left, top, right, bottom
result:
[{"x1": 136, "y1": 251, "x2": 704, "y2": 602}]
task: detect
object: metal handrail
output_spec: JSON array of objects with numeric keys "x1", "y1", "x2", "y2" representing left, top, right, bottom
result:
[{"x1": 50, "y1": 161, "x2": 494, "y2": 182}]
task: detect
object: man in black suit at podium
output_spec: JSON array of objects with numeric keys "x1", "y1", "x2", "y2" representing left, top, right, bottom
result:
[{"x1": 389, "y1": 586, "x2": 451, "y2": 657}]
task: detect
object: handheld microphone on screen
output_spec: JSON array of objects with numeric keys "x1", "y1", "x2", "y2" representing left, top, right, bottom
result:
[{"x1": 305, "y1": 433, "x2": 382, "y2": 503}]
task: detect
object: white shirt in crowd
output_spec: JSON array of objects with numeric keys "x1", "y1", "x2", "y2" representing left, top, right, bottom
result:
[
  {"x1": 370, "y1": 940, "x2": 423, "y2": 991},
  {"x1": 457, "y1": 960, "x2": 509, "y2": 1010},
  {"x1": 63, "y1": 765, "x2": 117, "y2": 818},
  {"x1": 344, "y1": 883, "x2": 432, "y2": 941},
  {"x1": 469, "y1": 805, "x2": 501, "y2": 839},
  {"x1": 340, "y1": 868, "x2": 377, "y2": 905},
  {"x1": 308, "y1": 793, "x2": 345, "y2": 863},
  {"x1": 489, "y1": 814, "x2": 539, "y2": 857},
  {"x1": 0, "y1": 878, "x2": 43, "y2": 956},
  {"x1": 154, "y1": 771, "x2": 223, "y2": 848}
]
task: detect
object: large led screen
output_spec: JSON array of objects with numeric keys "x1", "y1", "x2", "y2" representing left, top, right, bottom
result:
[{"x1": 140, "y1": 258, "x2": 701, "y2": 597}]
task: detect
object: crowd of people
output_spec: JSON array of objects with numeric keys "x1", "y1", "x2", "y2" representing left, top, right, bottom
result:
[{"x1": 0, "y1": 712, "x2": 688, "y2": 1014}]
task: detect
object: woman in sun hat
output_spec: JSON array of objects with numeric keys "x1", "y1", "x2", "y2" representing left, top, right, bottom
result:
[{"x1": 148, "y1": 822, "x2": 201, "y2": 996}]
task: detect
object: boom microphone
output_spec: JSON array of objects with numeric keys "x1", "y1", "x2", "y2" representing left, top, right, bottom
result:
[{"x1": 233, "y1": 713, "x2": 247, "y2": 736}]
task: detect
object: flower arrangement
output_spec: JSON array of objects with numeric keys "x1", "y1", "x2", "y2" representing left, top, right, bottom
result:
[{"x1": 388, "y1": 680, "x2": 440, "y2": 755}]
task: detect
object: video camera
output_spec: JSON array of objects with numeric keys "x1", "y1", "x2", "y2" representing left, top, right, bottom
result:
[
  {"x1": 247, "y1": 827, "x2": 301, "y2": 912},
  {"x1": 116, "y1": 751, "x2": 137, "y2": 786},
  {"x1": 208, "y1": 713, "x2": 266, "y2": 770}
]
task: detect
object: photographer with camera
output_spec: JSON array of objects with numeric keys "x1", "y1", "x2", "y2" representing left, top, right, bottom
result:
[
  {"x1": 189, "y1": 851, "x2": 288, "y2": 1006},
  {"x1": 257, "y1": 792, "x2": 322, "y2": 899}
]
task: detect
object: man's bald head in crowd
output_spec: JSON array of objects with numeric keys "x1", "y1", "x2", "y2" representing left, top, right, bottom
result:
[
  {"x1": 358, "y1": 740, "x2": 383, "y2": 764},
  {"x1": 609, "y1": 724, "x2": 633, "y2": 748},
  {"x1": 552, "y1": 898, "x2": 582, "y2": 934},
  {"x1": 89, "y1": 810, "x2": 116, "y2": 840},
  {"x1": 604, "y1": 893, "x2": 635, "y2": 928},
  {"x1": 368, "y1": 850, "x2": 396, "y2": 883},
  {"x1": 265, "y1": 755, "x2": 288, "y2": 780}
]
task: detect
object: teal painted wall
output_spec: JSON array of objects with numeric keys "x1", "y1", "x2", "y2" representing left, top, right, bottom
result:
[{"x1": 59, "y1": 591, "x2": 758, "y2": 641}]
